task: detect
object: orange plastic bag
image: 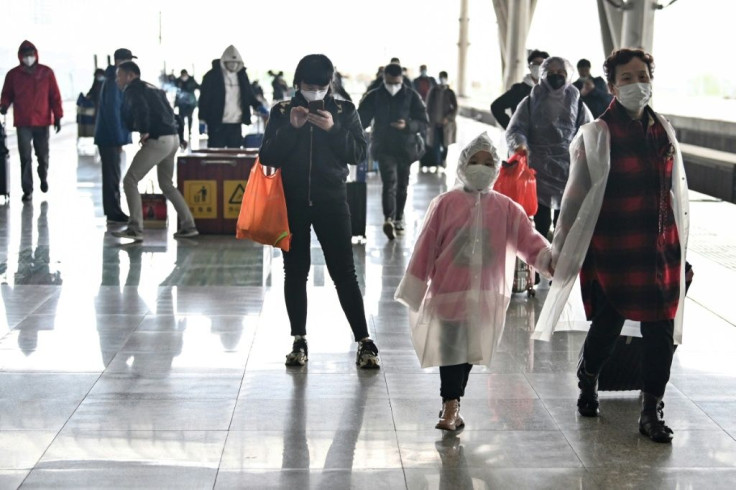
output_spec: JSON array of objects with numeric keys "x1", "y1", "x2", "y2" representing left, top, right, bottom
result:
[
  {"x1": 235, "y1": 158, "x2": 292, "y2": 251},
  {"x1": 493, "y1": 153, "x2": 538, "y2": 217}
]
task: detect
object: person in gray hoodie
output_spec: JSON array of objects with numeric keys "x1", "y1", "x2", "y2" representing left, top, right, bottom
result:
[{"x1": 198, "y1": 45, "x2": 262, "y2": 148}]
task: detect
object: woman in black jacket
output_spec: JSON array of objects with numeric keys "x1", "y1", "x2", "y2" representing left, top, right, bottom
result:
[{"x1": 259, "y1": 54, "x2": 380, "y2": 369}]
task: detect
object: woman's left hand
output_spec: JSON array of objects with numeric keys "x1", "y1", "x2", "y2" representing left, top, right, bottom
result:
[{"x1": 307, "y1": 110, "x2": 334, "y2": 132}]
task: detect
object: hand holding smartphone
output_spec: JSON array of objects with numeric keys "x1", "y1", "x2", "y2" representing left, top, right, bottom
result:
[{"x1": 308, "y1": 100, "x2": 324, "y2": 114}]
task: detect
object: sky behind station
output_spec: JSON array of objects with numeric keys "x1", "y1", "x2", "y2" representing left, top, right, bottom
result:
[{"x1": 1, "y1": 0, "x2": 734, "y2": 117}]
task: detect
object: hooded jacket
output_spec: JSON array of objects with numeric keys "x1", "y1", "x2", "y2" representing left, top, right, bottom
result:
[
  {"x1": 0, "y1": 40, "x2": 63, "y2": 127},
  {"x1": 94, "y1": 64, "x2": 132, "y2": 146},
  {"x1": 394, "y1": 132, "x2": 552, "y2": 368},
  {"x1": 259, "y1": 92, "x2": 366, "y2": 207},
  {"x1": 198, "y1": 45, "x2": 259, "y2": 126}
]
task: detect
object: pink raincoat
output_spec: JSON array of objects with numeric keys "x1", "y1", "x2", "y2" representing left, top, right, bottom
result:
[{"x1": 395, "y1": 132, "x2": 552, "y2": 367}]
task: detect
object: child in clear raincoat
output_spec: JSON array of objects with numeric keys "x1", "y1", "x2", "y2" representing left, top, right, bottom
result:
[{"x1": 395, "y1": 132, "x2": 553, "y2": 431}]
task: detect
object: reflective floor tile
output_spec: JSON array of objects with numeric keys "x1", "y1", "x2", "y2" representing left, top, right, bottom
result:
[
  {"x1": 564, "y1": 428, "x2": 736, "y2": 468},
  {"x1": 396, "y1": 430, "x2": 583, "y2": 469},
  {"x1": 0, "y1": 431, "x2": 57, "y2": 470},
  {"x1": 87, "y1": 373, "x2": 244, "y2": 399},
  {"x1": 66, "y1": 398, "x2": 237, "y2": 431},
  {"x1": 696, "y1": 401, "x2": 736, "y2": 431},
  {"x1": 0, "y1": 470, "x2": 29, "y2": 490},
  {"x1": 544, "y1": 395, "x2": 721, "y2": 431},
  {"x1": 214, "y1": 469, "x2": 407, "y2": 490},
  {"x1": 220, "y1": 430, "x2": 402, "y2": 470},
  {"x1": 391, "y1": 398, "x2": 558, "y2": 431},
  {"x1": 230, "y1": 397, "x2": 395, "y2": 431},
  {"x1": 589, "y1": 467, "x2": 736, "y2": 490},
  {"x1": 670, "y1": 374, "x2": 736, "y2": 401},
  {"x1": 385, "y1": 373, "x2": 538, "y2": 400},
  {"x1": 21, "y1": 466, "x2": 217, "y2": 489},
  {"x1": 405, "y1": 467, "x2": 593, "y2": 490},
  {"x1": 238, "y1": 372, "x2": 388, "y2": 400},
  {"x1": 37, "y1": 429, "x2": 226, "y2": 468},
  {"x1": 0, "y1": 373, "x2": 99, "y2": 400},
  {"x1": 0, "y1": 399, "x2": 80, "y2": 430}
]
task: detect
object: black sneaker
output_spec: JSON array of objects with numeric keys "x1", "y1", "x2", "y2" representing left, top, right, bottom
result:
[
  {"x1": 383, "y1": 219, "x2": 395, "y2": 240},
  {"x1": 577, "y1": 362, "x2": 600, "y2": 417},
  {"x1": 21, "y1": 193, "x2": 32, "y2": 202},
  {"x1": 285, "y1": 338, "x2": 308, "y2": 366},
  {"x1": 40, "y1": 180, "x2": 48, "y2": 193},
  {"x1": 356, "y1": 339, "x2": 381, "y2": 369}
]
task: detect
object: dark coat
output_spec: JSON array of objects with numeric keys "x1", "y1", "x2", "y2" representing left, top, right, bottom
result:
[
  {"x1": 573, "y1": 76, "x2": 613, "y2": 119},
  {"x1": 490, "y1": 81, "x2": 532, "y2": 129},
  {"x1": 94, "y1": 65, "x2": 132, "y2": 146},
  {"x1": 357, "y1": 84, "x2": 429, "y2": 160},
  {"x1": 425, "y1": 85, "x2": 458, "y2": 147},
  {"x1": 175, "y1": 76, "x2": 200, "y2": 108},
  {"x1": 121, "y1": 78, "x2": 178, "y2": 138},
  {"x1": 198, "y1": 60, "x2": 259, "y2": 126},
  {"x1": 259, "y1": 93, "x2": 367, "y2": 207}
]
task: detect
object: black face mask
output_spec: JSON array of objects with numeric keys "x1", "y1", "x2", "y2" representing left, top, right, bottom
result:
[{"x1": 547, "y1": 74, "x2": 566, "y2": 90}]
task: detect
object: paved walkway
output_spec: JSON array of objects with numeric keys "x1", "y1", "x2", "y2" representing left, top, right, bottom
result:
[{"x1": 0, "y1": 118, "x2": 734, "y2": 489}]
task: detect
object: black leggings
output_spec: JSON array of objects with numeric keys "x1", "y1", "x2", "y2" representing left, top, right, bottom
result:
[
  {"x1": 534, "y1": 203, "x2": 560, "y2": 240},
  {"x1": 283, "y1": 200, "x2": 369, "y2": 341},
  {"x1": 439, "y1": 363, "x2": 473, "y2": 400},
  {"x1": 583, "y1": 283, "x2": 675, "y2": 397}
]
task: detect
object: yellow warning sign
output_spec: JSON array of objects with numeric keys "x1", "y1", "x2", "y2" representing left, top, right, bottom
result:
[
  {"x1": 224, "y1": 180, "x2": 246, "y2": 219},
  {"x1": 183, "y1": 180, "x2": 217, "y2": 219}
]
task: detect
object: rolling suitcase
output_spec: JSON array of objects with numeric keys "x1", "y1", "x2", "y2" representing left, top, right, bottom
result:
[
  {"x1": 243, "y1": 115, "x2": 265, "y2": 150},
  {"x1": 346, "y1": 181, "x2": 367, "y2": 239},
  {"x1": 590, "y1": 263, "x2": 691, "y2": 391},
  {"x1": 0, "y1": 119, "x2": 10, "y2": 200}
]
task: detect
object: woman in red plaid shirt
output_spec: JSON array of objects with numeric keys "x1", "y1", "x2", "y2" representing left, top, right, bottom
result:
[{"x1": 533, "y1": 49, "x2": 691, "y2": 443}]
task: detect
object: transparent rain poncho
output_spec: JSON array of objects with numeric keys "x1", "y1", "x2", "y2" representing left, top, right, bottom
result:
[
  {"x1": 395, "y1": 133, "x2": 552, "y2": 368},
  {"x1": 506, "y1": 56, "x2": 593, "y2": 209}
]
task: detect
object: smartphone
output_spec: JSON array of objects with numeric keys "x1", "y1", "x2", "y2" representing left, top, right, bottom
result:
[{"x1": 308, "y1": 100, "x2": 324, "y2": 114}]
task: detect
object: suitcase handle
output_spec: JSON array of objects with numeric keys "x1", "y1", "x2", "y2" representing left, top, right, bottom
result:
[{"x1": 198, "y1": 159, "x2": 238, "y2": 166}]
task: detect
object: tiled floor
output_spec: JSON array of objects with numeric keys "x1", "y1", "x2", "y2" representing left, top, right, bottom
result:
[{"x1": 0, "y1": 120, "x2": 735, "y2": 489}]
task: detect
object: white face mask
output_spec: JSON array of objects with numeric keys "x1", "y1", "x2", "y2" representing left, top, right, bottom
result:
[
  {"x1": 439, "y1": 77, "x2": 448, "y2": 85},
  {"x1": 529, "y1": 64, "x2": 541, "y2": 80},
  {"x1": 301, "y1": 89, "x2": 328, "y2": 102},
  {"x1": 616, "y1": 82, "x2": 652, "y2": 112},
  {"x1": 384, "y1": 82, "x2": 402, "y2": 96},
  {"x1": 22, "y1": 55, "x2": 36, "y2": 67},
  {"x1": 464, "y1": 164, "x2": 498, "y2": 191}
]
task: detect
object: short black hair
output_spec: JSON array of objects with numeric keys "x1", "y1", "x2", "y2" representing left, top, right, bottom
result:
[
  {"x1": 439, "y1": 71, "x2": 448, "y2": 78},
  {"x1": 94, "y1": 68, "x2": 105, "y2": 77},
  {"x1": 527, "y1": 49, "x2": 549, "y2": 63},
  {"x1": 603, "y1": 48, "x2": 654, "y2": 85},
  {"x1": 383, "y1": 63, "x2": 403, "y2": 77},
  {"x1": 180, "y1": 69, "x2": 188, "y2": 75},
  {"x1": 117, "y1": 61, "x2": 140, "y2": 77},
  {"x1": 293, "y1": 54, "x2": 334, "y2": 87},
  {"x1": 390, "y1": 57, "x2": 401, "y2": 64},
  {"x1": 576, "y1": 58, "x2": 591, "y2": 69}
]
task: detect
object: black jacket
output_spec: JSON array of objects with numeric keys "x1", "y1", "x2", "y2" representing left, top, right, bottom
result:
[
  {"x1": 121, "y1": 78, "x2": 178, "y2": 138},
  {"x1": 198, "y1": 60, "x2": 259, "y2": 126},
  {"x1": 490, "y1": 81, "x2": 532, "y2": 129},
  {"x1": 357, "y1": 84, "x2": 428, "y2": 160},
  {"x1": 573, "y1": 76, "x2": 613, "y2": 119},
  {"x1": 259, "y1": 93, "x2": 367, "y2": 207}
]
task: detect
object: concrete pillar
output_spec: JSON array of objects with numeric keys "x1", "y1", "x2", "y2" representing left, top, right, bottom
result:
[
  {"x1": 457, "y1": 0, "x2": 470, "y2": 97},
  {"x1": 503, "y1": 0, "x2": 531, "y2": 90},
  {"x1": 621, "y1": 0, "x2": 656, "y2": 51}
]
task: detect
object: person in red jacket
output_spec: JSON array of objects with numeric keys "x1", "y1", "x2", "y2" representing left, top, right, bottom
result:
[{"x1": 0, "y1": 40, "x2": 63, "y2": 201}]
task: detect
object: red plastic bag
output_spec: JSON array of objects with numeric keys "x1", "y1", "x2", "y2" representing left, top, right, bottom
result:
[
  {"x1": 235, "y1": 158, "x2": 292, "y2": 251},
  {"x1": 493, "y1": 153, "x2": 538, "y2": 217}
]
